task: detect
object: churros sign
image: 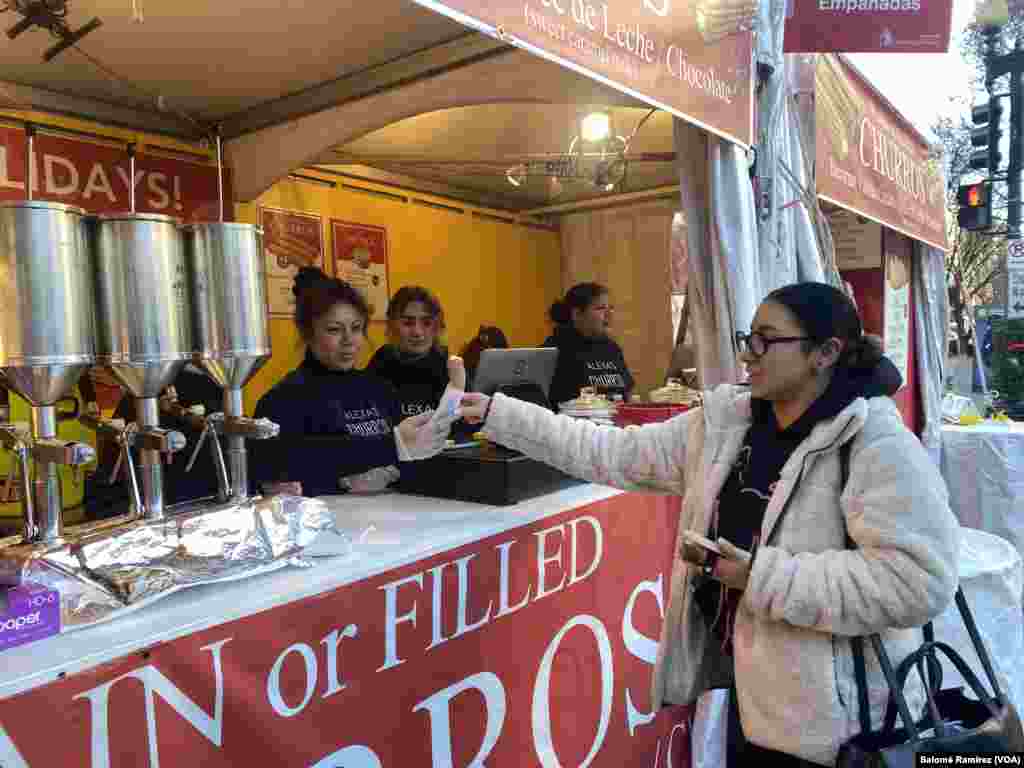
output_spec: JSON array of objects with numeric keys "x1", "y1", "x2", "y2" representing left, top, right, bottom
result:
[
  {"x1": 815, "y1": 54, "x2": 947, "y2": 251},
  {"x1": 414, "y1": 0, "x2": 754, "y2": 146}
]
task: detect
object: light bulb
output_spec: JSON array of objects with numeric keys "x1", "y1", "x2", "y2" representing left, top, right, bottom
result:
[{"x1": 581, "y1": 112, "x2": 611, "y2": 143}]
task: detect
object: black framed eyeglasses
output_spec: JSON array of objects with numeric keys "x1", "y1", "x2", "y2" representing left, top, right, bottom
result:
[{"x1": 735, "y1": 331, "x2": 812, "y2": 357}]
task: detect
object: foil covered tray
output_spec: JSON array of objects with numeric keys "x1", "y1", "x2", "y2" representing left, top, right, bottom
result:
[{"x1": 3, "y1": 495, "x2": 356, "y2": 633}]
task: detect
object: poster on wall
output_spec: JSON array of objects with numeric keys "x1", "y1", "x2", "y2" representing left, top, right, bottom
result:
[
  {"x1": 0, "y1": 125, "x2": 226, "y2": 221},
  {"x1": 830, "y1": 209, "x2": 882, "y2": 270},
  {"x1": 884, "y1": 246, "x2": 911, "y2": 389},
  {"x1": 332, "y1": 220, "x2": 390, "y2": 322},
  {"x1": 260, "y1": 207, "x2": 325, "y2": 317}
]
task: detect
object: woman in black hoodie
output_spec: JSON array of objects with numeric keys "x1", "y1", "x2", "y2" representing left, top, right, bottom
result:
[
  {"x1": 366, "y1": 285, "x2": 449, "y2": 419},
  {"x1": 251, "y1": 270, "x2": 457, "y2": 497},
  {"x1": 544, "y1": 282, "x2": 635, "y2": 407}
]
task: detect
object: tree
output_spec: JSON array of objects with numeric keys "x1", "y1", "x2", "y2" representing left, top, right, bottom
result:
[
  {"x1": 932, "y1": 113, "x2": 1006, "y2": 353},
  {"x1": 946, "y1": 220, "x2": 1005, "y2": 352}
]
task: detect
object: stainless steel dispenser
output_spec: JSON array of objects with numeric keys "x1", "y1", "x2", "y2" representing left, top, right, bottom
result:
[
  {"x1": 187, "y1": 222, "x2": 278, "y2": 500},
  {"x1": 91, "y1": 212, "x2": 189, "y2": 520},
  {"x1": 0, "y1": 200, "x2": 97, "y2": 545}
]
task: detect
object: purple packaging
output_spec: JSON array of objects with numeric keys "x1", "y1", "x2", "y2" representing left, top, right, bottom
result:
[{"x1": 0, "y1": 582, "x2": 60, "y2": 652}]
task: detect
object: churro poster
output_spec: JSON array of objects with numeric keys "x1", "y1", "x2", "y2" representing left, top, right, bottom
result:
[
  {"x1": 815, "y1": 54, "x2": 947, "y2": 251},
  {"x1": 332, "y1": 220, "x2": 390, "y2": 322},
  {"x1": 260, "y1": 207, "x2": 325, "y2": 317},
  {"x1": 412, "y1": 0, "x2": 754, "y2": 146}
]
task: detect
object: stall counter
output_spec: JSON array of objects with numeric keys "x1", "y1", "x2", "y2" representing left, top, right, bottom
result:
[{"x1": 0, "y1": 485, "x2": 692, "y2": 768}]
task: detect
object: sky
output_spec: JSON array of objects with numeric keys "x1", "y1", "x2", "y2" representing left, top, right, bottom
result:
[{"x1": 845, "y1": 0, "x2": 978, "y2": 139}]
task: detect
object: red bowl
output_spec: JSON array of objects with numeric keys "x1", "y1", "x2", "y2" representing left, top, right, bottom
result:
[{"x1": 613, "y1": 402, "x2": 693, "y2": 427}]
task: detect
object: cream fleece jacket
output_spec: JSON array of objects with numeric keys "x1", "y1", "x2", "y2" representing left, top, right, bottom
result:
[{"x1": 482, "y1": 385, "x2": 960, "y2": 765}]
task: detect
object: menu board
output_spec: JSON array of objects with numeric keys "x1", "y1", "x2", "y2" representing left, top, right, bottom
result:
[
  {"x1": 884, "y1": 245, "x2": 911, "y2": 390},
  {"x1": 830, "y1": 209, "x2": 882, "y2": 270},
  {"x1": 332, "y1": 221, "x2": 390, "y2": 322}
]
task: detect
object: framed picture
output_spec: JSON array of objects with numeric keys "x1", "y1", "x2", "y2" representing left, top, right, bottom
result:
[
  {"x1": 331, "y1": 220, "x2": 390, "y2": 322},
  {"x1": 259, "y1": 207, "x2": 325, "y2": 317}
]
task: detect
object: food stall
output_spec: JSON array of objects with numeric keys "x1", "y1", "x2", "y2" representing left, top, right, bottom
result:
[{"x1": 0, "y1": 0, "x2": 756, "y2": 765}]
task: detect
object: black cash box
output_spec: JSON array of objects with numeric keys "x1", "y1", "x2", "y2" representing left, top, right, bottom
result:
[{"x1": 396, "y1": 443, "x2": 584, "y2": 506}]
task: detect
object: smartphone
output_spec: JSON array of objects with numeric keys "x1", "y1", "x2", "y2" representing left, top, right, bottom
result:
[
  {"x1": 681, "y1": 531, "x2": 751, "y2": 561},
  {"x1": 681, "y1": 530, "x2": 724, "y2": 556}
]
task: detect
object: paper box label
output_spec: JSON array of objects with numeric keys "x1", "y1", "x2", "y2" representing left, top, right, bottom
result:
[{"x1": 0, "y1": 582, "x2": 60, "y2": 651}]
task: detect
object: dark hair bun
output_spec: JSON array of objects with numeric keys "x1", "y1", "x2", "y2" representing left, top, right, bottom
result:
[
  {"x1": 846, "y1": 334, "x2": 884, "y2": 370},
  {"x1": 549, "y1": 300, "x2": 572, "y2": 325},
  {"x1": 293, "y1": 266, "x2": 328, "y2": 299}
]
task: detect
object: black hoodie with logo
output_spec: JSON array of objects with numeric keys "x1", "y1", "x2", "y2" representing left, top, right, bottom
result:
[
  {"x1": 543, "y1": 325, "x2": 635, "y2": 408},
  {"x1": 250, "y1": 352, "x2": 403, "y2": 497},
  {"x1": 366, "y1": 344, "x2": 449, "y2": 419}
]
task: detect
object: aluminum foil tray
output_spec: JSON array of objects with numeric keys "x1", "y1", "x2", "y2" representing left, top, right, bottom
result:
[{"x1": 7, "y1": 495, "x2": 354, "y2": 633}]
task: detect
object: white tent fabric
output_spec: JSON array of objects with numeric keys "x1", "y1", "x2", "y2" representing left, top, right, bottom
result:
[
  {"x1": 711, "y1": 139, "x2": 761, "y2": 339},
  {"x1": 913, "y1": 241, "x2": 949, "y2": 466},
  {"x1": 676, "y1": 119, "x2": 741, "y2": 389}
]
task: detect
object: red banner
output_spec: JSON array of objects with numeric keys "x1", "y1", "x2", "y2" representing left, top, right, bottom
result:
[
  {"x1": 413, "y1": 0, "x2": 754, "y2": 146},
  {"x1": 784, "y1": 0, "x2": 952, "y2": 52},
  {"x1": 0, "y1": 494, "x2": 692, "y2": 768},
  {"x1": 0, "y1": 125, "x2": 228, "y2": 222},
  {"x1": 815, "y1": 54, "x2": 947, "y2": 251}
]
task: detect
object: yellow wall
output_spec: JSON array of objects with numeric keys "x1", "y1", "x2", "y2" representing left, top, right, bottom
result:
[
  {"x1": 0, "y1": 110, "x2": 560, "y2": 521},
  {"x1": 237, "y1": 175, "x2": 563, "y2": 411}
]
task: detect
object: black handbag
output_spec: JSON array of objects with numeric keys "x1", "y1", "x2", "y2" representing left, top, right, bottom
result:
[{"x1": 832, "y1": 441, "x2": 1024, "y2": 768}]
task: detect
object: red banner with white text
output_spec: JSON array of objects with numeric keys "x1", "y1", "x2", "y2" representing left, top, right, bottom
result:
[
  {"x1": 784, "y1": 0, "x2": 952, "y2": 53},
  {"x1": 815, "y1": 54, "x2": 947, "y2": 251},
  {"x1": 0, "y1": 494, "x2": 691, "y2": 768},
  {"x1": 0, "y1": 125, "x2": 229, "y2": 222}
]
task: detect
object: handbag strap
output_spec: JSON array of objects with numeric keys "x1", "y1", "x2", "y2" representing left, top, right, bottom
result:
[
  {"x1": 840, "y1": 440, "x2": 874, "y2": 736},
  {"x1": 841, "y1": 439, "x2": 923, "y2": 739},
  {"x1": 840, "y1": 441, "x2": 1005, "y2": 739}
]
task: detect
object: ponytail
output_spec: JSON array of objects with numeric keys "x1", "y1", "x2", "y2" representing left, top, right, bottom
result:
[
  {"x1": 842, "y1": 334, "x2": 884, "y2": 371},
  {"x1": 549, "y1": 300, "x2": 572, "y2": 325}
]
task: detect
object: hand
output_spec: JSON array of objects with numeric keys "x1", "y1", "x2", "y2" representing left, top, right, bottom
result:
[
  {"x1": 263, "y1": 481, "x2": 303, "y2": 497},
  {"x1": 460, "y1": 393, "x2": 491, "y2": 425},
  {"x1": 448, "y1": 355, "x2": 466, "y2": 391},
  {"x1": 395, "y1": 410, "x2": 453, "y2": 461},
  {"x1": 681, "y1": 537, "x2": 750, "y2": 591},
  {"x1": 340, "y1": 465, "x2": 400, "y2": 494}
]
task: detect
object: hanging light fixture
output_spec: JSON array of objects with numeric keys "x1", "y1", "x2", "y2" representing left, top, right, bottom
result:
[
  {"x1": 506, "y1": 164, "x2": 527, "y2": 187},
  {"x1": 580, "y1": 112, "x2": 611, "y2": 143}
]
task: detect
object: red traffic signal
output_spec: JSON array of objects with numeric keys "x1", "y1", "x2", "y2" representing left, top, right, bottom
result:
[{"x1": 957, "y1": 182, "x2": 992, "y2": 231}]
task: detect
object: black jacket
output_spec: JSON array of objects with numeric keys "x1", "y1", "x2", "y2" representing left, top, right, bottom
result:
[
  {"x1": 366, "y1": 345, "x2": 449, "y2": 419},
  {"x1": 251, "y1": 352, "x2": 402, "y2": 497},
  {"x1": 543, "y1": 326, "x2": 635, "y2": 407}
]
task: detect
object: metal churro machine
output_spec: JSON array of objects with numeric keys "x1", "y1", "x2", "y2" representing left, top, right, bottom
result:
[
  {"x1": 0, "y1": 199, "x2": 97, "y2": 546},
  {"x1": 0, "y1": 128, "x2": 282, "y2": 589}
]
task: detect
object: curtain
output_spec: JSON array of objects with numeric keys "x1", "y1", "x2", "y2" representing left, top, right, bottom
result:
[{"x1": 913, "y1": 240, "x2": 949, "y2": 466}]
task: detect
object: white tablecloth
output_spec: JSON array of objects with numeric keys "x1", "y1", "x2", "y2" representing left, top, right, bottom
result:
[
  {"x1": 932, "y1": 528, "x2": 1023, "y2": 711},
  {"x1": 941, "y1": 422, "x2": 1024, "y2": 561}
]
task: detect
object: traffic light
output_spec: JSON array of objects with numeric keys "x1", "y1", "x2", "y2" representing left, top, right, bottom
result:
[
  {"x1": 958, "y1": 181, "x2": 992, "y2": 231},
  {"x1": 970, "y1": 97, "x2": 1004, "y2": 174}
]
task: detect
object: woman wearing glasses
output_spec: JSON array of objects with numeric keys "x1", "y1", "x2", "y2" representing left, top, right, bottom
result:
[{"x1": 460, "y1": 282, "x2": 958, "y2": 767}]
